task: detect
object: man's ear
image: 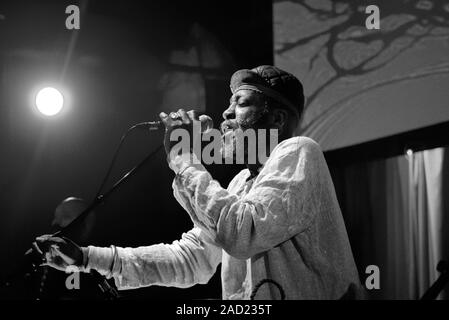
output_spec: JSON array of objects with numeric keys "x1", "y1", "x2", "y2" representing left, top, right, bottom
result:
[{"x1": 272, "y1": 108, "x2": 288, "y2": 131}]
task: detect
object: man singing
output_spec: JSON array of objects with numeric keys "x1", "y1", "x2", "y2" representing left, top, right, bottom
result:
[{"x1": 35, "y1": 65, "x2": 363, "y2": 299}]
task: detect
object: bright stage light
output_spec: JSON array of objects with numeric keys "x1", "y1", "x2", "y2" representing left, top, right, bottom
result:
[{"x1": 35, "y1": 87, "x2": 64, "y2": 116}]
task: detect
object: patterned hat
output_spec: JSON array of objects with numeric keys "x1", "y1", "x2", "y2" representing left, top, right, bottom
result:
[{"x1": 230, "y1": 65, "x2": 304, "y2": 119}]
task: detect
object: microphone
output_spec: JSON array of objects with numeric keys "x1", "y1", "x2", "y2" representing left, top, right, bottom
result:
[{"x1": 137, "y1": 114, "x2": 214, "y2": 132}]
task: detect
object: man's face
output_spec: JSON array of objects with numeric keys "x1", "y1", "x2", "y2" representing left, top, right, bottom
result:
[{"x1": 220, "y1": 89, "x2": 273, "y2": 163}]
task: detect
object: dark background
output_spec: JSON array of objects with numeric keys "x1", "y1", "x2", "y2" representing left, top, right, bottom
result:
[
  {"x1": 0, "y1": 0, "x2": 272, "y2": 299},
  {"x1": 2, "y1": 0, "x2": 448, "y2": 301}
]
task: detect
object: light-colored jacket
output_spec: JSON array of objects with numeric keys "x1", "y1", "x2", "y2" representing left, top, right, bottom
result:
[{"x1": 85, "y1": 136, "x2": 363, "y2": 299}]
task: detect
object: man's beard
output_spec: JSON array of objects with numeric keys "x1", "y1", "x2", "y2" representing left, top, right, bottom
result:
[
  {"x1": 220, "y1": 129, "x2": 238, "y2": 162},
  {"x1": 219, "y1": 109, "x2": 269, "y2": 164}
]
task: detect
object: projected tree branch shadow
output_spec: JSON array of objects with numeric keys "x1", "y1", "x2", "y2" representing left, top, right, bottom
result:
[{"x1": 274, "y1": 0, "x2": 449, "y2": 134}]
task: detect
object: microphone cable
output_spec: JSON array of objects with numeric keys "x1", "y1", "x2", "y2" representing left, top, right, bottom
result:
[
  {"x1": 250, "y1": 279, "x2": 285, "y2": 300},
  {"x1": 94, "y1": 122, "x2": 162, "y2": 200}
]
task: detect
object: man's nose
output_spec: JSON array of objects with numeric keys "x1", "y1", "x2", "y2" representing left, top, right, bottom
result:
[{"x1": 222, "y1": 104, "x2": 235, "y2": 120}]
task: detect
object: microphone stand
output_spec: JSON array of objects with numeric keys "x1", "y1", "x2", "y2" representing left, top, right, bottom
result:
[
  {"x1": 54, "y1": 146, "x2": 163, "y2": 238},
  {"x1": 1, "y1": 144, "x2": 164, "y2": 300}
]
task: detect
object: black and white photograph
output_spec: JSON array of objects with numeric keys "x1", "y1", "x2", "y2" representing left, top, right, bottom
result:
[{"x1": 0, "y1": 0, "x2": 448, "y2": 308}]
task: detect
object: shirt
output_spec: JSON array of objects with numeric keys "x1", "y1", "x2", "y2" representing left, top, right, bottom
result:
[{"x1": 84, "y1": 136, "x2": 363, "y2": 299}]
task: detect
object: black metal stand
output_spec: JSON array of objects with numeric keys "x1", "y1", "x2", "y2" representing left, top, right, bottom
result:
[
  {"x1": 1, "y1": 144, "x2": 164, "y2": 300},
  {"x1": 53, "y1": 144, "x2": 163, "y2": 238}
]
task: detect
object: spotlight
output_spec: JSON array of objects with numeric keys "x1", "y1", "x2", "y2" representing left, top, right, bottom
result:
[
  {"x1": 35, "y1": 87, "x2": 64, "y2": 116},
  {"x1": 406, "y1": 149, "x2": 413, "y2": 156}
]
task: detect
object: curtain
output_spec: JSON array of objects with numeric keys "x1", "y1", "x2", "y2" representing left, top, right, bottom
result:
[{"x1": 332, "y1": 147, "x2": 449, "y2": 299}]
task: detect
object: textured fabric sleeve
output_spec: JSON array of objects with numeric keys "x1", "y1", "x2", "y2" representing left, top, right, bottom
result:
[
  {"x1": 84, "y1": 227, "x2": 222, "y2": 290},
  {"x1": 171, "y1": 136, "x2": 327, "y2": 260}
]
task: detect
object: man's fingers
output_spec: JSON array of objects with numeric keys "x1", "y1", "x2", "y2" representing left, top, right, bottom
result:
[
  {"x1": 159, "y1": 112, "x2": 170, "y2": 126},
  {"x1": 160, "y1": 112, "x2": 177, "y2": 127},
  {"x1": 177, "y1": 109, "x2": 191, "y2": 124},
  {"x1": 187, "y1": 110, "x2": 199, "y2": 121},
  {"x1": 36, "y1": 236, "x2": 63, "y2": 246},
  {"x1": 159, "y1": 112, "x2": 182, "y2": 128},
  {"x1": 47, "y1": 237, "x2": 66, "y2": 244},
  {"x1": 34, "y1": 236, "x2": 69, "y2": 258},
  {"x1": 31, "y1": 241, "x2": 43, "y2": 255},
  {"x1": 34, "y1": 238, "x2": 52, "y2": 252},
  {"x1": 160, "y1": 110, "x2": 200, "y2": 126},
  {"x1": 36, "y1": 234, "x2": 53, "y2": 242}
]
